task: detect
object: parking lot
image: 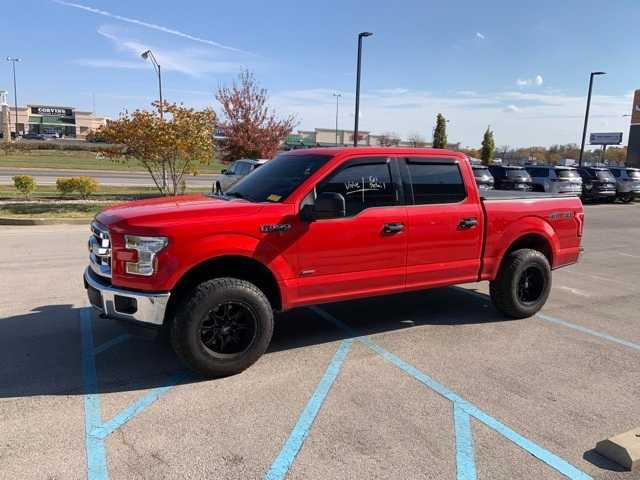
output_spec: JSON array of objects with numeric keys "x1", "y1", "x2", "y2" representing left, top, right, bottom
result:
[{"x1": 1, "y1": 202, "x2": 639, "y2": 480}]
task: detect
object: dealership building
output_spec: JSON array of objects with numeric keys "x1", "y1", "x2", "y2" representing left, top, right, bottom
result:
[{"x1": 0, "y1": 93, "x2": 107, "y2": 139}]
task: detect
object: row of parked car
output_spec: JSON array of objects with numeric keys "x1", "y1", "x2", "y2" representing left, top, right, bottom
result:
[{"x1": 472, "y1": 164, "x2": 640, "y2": 203}]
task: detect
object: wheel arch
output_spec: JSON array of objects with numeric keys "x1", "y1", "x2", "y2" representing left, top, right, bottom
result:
[{"x1": 164, "y1": 255, "x2": 283, "y2": 328}]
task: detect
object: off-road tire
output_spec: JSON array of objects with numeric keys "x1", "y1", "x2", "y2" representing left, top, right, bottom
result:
[
  {"x1": 171, "y1": 277, "x2": 274, "y2": 377},
  {"x1": 489, "y1": 248, "x2": 551, "y2": 319}
]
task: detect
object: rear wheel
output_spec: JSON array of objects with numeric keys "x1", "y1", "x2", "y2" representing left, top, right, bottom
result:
[
  {"x1": 171, "y1": 278, "x2": 274, "y2": 377},
  {"x1": 490, "y1": 248, "x2": 551, "y2": 318}
]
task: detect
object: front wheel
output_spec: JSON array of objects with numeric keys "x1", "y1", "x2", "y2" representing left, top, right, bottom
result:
[
  {"x1": 490, "y1": 249, "x2": 551, "y2": 318},
  {"x1": 171, "y1": 278, "x2": 274, "y2": 377},
  {"x1": 620, "y1": 193, "x2": 633, "y2": 203}
]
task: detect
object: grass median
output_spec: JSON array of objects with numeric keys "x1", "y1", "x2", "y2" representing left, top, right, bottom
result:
[
  {"x1": 0, "y1": 149, "x2": 224, "y2": 173},
  {"x1": 0, "y1": 202, "x2": 112, "y2": 219}
]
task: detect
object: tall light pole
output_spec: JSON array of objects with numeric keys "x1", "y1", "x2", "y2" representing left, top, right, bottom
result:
[
  {"x1": 141, "y1": 50, "x2": 163, "y2": 119},
  {"x1": 141, "y1": 49, "x2": 166, "y2": 189},
  {"x1": 6, "y1": 57, "x2": 21, "y2": 137},
  {"x1": 579, "y1": 71, "x2": 606, "y2": 167},
  {"x1": 354, "y1": 32, "x2": 373, "y2": 147},
  {"x1": 333, "y1": 93, "x2": 342, "y2": 146}
]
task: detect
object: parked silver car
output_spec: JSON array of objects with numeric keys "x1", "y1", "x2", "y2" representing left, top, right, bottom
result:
[
  {"x1": 471, "y1": 165, "x2": 495, "y2": 190},
  {"x1": 212, "y1": 158, "x2": 268, "y2": 194},
  {"x1": 524, "y1": 165, "x2": 582, "y2": 195},
  {"x1": 608, "y1": 166, "x2": 640, "y2": 203}
]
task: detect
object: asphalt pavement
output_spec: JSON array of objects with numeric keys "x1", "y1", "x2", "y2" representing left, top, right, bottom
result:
[
  {"x1": 0, "y1": 202, "x2": 638, "y2": 479},
  {"x1": 0, "y1": 167, "x2": 218, "y2": 188}
]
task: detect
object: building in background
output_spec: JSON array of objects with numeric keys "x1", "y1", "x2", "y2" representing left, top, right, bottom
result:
[
  {"x1": 0, "y1": 102, "x2": 108, "y2": 139},
  {"x1": 627, "y1": 89, "x2": 640, "y2": 167},
  {"x1": 282, "y1": 128, "x2": 460, "y2": 150}
]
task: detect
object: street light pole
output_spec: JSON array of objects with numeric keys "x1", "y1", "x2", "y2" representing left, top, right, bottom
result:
[
  {"x1": 141, "y1": 50, "x2": 167, "y2": 189},
  {"x1": 6, "y1": 57, "x2": 21, "y2": 137},
  {"x1": 333, "y1": 93, "x2": 342, "y2": 146},
  {"x1": 354, "y1": 32, "x2": 373, "y2": 147},
  {"x1": 579, "y1": 71, "x2": 606, "y2": 167}
]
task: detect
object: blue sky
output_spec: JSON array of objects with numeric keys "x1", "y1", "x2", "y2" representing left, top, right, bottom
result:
[{"x1": 1, "y1": 0, "x2": 638, "y2": 147}]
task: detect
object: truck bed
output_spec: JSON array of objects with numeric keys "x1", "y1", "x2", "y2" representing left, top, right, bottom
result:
[{"x1": 480, "y1": 190, "x2": 577, "y2": 201}]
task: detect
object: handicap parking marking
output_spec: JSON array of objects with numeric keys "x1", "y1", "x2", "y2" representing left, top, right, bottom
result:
[
  {"x1": 80, "y1": 308, "x2": 186, "y2": 480},
  {"x1": 265, "y1": 306, "x2": 592, "y2": 480}
]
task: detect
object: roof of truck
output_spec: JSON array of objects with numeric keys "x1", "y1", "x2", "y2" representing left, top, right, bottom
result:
[{"x1": 283, "y1": 147, "x2": 466, "y2": 158}]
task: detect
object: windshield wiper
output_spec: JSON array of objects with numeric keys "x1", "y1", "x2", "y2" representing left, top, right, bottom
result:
[{"x1": 224, "y1": 191, "x2": 253, "y2": 202}]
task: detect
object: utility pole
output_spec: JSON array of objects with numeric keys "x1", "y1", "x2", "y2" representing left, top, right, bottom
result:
[
  {"x1": 6, "y1": 57, "x2": 21, "y2": 137},
  {"x1": 579, "y1": 71, "x2": 606, "y2": 167},
  {"x1": 354, "y1": 32, "x2": 373, "y2": 146},
  {"x1": 333, "y1": 93, "x2": 342, "y2": 146}
]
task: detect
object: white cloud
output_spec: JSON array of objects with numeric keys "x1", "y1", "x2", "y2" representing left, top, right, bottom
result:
[
  {"x1": 270, "y1": 87, "x2": 631, "y2": 148},
  {"x1": 53, "y1": 0, "x2": 256, "y2": 56},
  {"x1": 82, "y1": 25, "x2": 245, "y2": 77},
  {"x1": 517, "y1": 75, "x2": 544, "y2": 87},
  {"x1": 476, "y1": 32, "x2": 486, "y2": 40}
]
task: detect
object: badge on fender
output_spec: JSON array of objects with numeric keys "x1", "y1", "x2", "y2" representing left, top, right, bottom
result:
[{"x1": 260, "y1": 223, "x2": 292, "y2": 233}]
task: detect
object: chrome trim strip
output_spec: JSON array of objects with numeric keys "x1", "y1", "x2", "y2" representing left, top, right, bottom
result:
[{"x1": 84, "y1": 267, "x2": 170, "y2": 326}]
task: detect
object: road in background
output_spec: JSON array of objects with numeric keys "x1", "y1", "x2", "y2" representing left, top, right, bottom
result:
[
  {"x1": 0, "y1": 203, "x2": 638, "y2": 479},
  {"x1": 0, "y1": 167, "x2": 217, "y2": 188}
]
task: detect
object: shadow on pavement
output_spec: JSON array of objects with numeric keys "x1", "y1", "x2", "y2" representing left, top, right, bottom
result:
[
  {"x1": 0, "y1": 286, "x2": 505, "y2": 398},
  {"x1": 582, "y1": 449, "x2": 627, "y2": 472}
]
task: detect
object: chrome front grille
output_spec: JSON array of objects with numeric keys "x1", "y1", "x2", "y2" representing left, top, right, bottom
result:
[{"x1": 88, "y1": 222, "x2": 112, "y2": 278}]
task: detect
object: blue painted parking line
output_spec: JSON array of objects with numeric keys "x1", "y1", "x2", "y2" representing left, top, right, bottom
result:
[
  {"x1": 538, "y1": 313, "x2": 640, "y2": 352},
  {"x1": 287, "y1": 306, "x2": 592, "y2": 480},
  {"x1": 80, "y1": 307, "x2": 183, "y2": 480},
  {"x1": 265, "y1": 339, "x2": 353, "y2": 480}
]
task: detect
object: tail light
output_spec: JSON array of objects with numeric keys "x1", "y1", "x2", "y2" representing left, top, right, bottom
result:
[{"x1": 575, "y1": 211, "x2": 584, "y2": 237}]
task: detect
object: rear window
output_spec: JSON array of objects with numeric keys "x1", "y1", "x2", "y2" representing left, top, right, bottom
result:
[
  {"x1": 472, "y1": 166, "x2": 490, "y2": 177},
  {"x1": 406, "y1": 161, "x2": 466, "y2": 204},
  {"x1": 556, "y1": 169, "x2": 580, "y2": 179},
  {"x1": 595, "y1": 170, "x2": 615, "y2": 181},
  {"x1": 526, "y1": 168, "x2": 549, "y2": 177},
  {"x1": 506, "y1": 168, "x2": 531, "y2": 180},
  {"x1": 628, "y1": 169, "x2": 640, "y2": 179}
]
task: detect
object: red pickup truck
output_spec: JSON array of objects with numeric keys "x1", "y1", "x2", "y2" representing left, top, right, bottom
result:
[{"x1": 85, "y1": 148, "x2": 584, "y2": 376}]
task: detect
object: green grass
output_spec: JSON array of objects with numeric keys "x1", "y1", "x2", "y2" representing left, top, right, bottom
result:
[
  {"x1": 0, "y1": 149, "x2": 224, "y2": 173},
  {"x1": 0, "y1": 184, "x2": 210, "y2": 201},
  {"x1": 0, "y1": 202, "x2": 112, "y2": 219}
]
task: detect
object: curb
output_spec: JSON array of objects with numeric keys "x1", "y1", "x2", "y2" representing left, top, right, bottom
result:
[{"x1": 0, "y1": 217, "x2": 89, "y2": 225}]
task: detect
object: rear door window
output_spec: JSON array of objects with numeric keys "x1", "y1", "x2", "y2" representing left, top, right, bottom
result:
[
  {"x1": 556, "y1": 169, "x2": 580, "y2": 179},
  {"x1": 405, "y1": 160, "x2": 466, "y2": 204}
]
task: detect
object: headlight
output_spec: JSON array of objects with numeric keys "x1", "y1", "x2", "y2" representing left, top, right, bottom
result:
[
  {"x1": 585, "y1": 184, "x2": 592, "y2": 190},
  {"x1": 124, "y1": 235, "x2": 168, "y2": 276}
]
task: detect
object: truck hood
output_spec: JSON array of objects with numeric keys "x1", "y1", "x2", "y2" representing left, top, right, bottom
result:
[{"x1": 96, "y1": 194, "x2": 264, "y2": 231}]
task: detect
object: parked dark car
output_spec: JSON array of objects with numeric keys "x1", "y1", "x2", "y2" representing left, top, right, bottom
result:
[
  {"x1": 471, "y1": 165, "x2": 494, "y2": 190},
  {"x1": 577, "y1": 167, "x2": 617, "y2": 202},
  {"x1": 488, "y1": 165, "x2": 533, "y2": 191},
  {"x1": 525, "y1": 165, "x2": 582, "y2": 195},
  {"x1": 21, "y1": 132, "x2": 45, "y2": 140},
  {"x1": 608, "y1": 166, "x2": 640, "y2": 203}
]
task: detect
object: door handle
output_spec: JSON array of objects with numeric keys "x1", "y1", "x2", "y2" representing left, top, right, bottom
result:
[
  {"x1": 383, "y1": 222, "x2": 405, "y2": 234},
  {"x1": 458, "y1": 217, "x2": 478, "y2": 230}
]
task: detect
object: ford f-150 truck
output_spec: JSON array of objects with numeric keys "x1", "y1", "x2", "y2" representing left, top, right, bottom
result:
[{"x1": 84, "y1": 148, "x2": 584, "y2": 377}]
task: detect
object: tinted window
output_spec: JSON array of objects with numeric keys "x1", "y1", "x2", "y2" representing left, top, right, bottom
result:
[
  {"x1": 506, "y1": 168, "x2": 530, "y2": 180},
  {"x1": 407, "y1": 162, "x2": 466, "y2": 204},
  {"x1": 595, "y1": 170, "x2": 615, "y2": 181},
  {"x1": 226, "y1": 153, "x2": 332, "y2": 202},
  {"x1": 611, "y1": 169, "x2": 621, "y2": 178},
  {"x1": 317, "y1": 160, "x2": 395, "y2": 216},
  {"x1": 489, "y1": 167, "x2": 505, "y2": 178},
  {"x1": 527, "y1": 167, "x2": 549, "y2": 177}
]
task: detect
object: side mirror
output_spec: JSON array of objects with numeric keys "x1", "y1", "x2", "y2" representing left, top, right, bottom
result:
[{"x1": 301, "y1": 192, "x2": 346, "y2": 222}]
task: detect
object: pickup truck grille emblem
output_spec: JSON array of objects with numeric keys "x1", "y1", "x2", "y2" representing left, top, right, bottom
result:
[{"x1": 260, "y1": 223, "x2": 292, "y2": 233}]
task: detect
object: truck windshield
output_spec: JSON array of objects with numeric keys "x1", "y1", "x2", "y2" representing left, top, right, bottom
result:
[{"x1": 225, "y1": 153, "x2": 333, "y2": 202}]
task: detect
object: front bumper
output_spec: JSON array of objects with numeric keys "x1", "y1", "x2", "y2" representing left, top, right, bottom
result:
[{"x1": 83, "y1": 267, "x2": 170, "y2": 326}]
